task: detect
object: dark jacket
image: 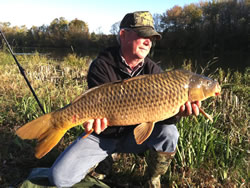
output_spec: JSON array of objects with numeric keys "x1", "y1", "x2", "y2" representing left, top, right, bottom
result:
[{"x1": 87, "y1": 46, "x2": 178, "y2": 138}]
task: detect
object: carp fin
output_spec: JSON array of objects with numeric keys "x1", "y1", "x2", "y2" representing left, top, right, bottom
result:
[
  {"x1": 72, "y1": 74, "x2": 151, "y2": 103},
  {"x1": 16, "y1": 113, "x2": 66, "y2": 159},
  {"x1": 72, "y1": 86, "x2": 98, "y2": 103},
  {"x1": 35, "y1": 128, "x2": 66, "y2": 159},
  {"x1": 134, "y1": 122, "x2": 155, "y2": 145},
  {"x1": 199, "y1": 107, "x2": 213, "y2": 122},
  {"x1": 16, "y1": 113, "x2": 52, "y2": 139}
]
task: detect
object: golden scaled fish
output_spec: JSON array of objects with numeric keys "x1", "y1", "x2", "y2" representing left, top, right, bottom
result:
[{"x1": 16, "y1": 69, "x2": 221, "y2": 159}]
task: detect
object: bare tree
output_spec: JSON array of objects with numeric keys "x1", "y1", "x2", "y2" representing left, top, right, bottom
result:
[
  {"x1": 110, "y1": 21, "x2": 121, "y2": 35},
  {"x1": 153, "y1": 13, "x2": 164, "y2": 32}
]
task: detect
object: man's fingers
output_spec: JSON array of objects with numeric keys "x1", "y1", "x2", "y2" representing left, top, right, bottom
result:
[
  {"x1": 191, "y1": 103, "x2": 199, "y2": 116},
  {"x1": 179, "y1": 104, "x2": 185, "y2": 113},
  {"x1": 185, "y1": 101, "x2": 192, "y2": 116},
  {"x1": 93, "y1": 119, "x2": 101, "y2": 134},
  {"x1": 83, "y1": 119, "x2": 94, "y2": 132},
  {"x1": 196, "y1": 101, "x2": 201, "y2": 108},
  {"x1": 83, "y1": 118, "x2": 108, "y2": 135},
  {"x1": 101, "y1": 118, "x2": 108, "y2": 131}
]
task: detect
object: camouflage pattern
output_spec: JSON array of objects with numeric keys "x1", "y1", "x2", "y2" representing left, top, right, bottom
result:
[
  {"x1": 134, "y1": 11, "x2": 154, "y2": 28},
  {"x1": 120, "y1": 11, "x2": 154, "y2": 28},
  {"x1": 145, "y1": 150, "x2": 176, "y2": 188},
  {"x1": 120, "y1": 11, "x2": 162, "y2": 39}
]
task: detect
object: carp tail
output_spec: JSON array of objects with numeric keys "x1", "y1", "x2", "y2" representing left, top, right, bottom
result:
[{"x1": 16, "y1": 113, "x2": 66, "y2": 159}]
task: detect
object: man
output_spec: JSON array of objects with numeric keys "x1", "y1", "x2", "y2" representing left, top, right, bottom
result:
[{"x1": 49, "y1": 11, "x2": 200, "y2": 187}]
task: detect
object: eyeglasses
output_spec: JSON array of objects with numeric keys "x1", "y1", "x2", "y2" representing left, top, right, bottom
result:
[{"x1": 121, "y1": 28, "x2": 156, "y2": 42}]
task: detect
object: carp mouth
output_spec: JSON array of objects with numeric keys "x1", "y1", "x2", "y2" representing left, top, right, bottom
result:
[
  {"x1": 215, "y1": 92, "x2": 220, "y2": 96},
  {"x1": 214, "y1": 83, "x2": 221, "y2": 96}
]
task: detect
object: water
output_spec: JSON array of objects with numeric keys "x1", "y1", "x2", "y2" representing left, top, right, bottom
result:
[
  {"x1": 13, "y1": 47, "x2": 249, "y2": 72},
  {"x1": 152, "y1": 50, "x2": 249, "y2": 73}
]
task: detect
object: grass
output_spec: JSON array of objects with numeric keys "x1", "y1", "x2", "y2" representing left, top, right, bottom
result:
[{"x1": 0, "y1": 50, "x2": 249, "y2": 187}]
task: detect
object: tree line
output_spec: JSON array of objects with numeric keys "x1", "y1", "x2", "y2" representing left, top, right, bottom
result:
[
  {"x1": 0, "y1": 0, "x2": 249, "y2": 54},
  {"x1": 157, "y1": 0, "x2": 249, "y2": 53}
]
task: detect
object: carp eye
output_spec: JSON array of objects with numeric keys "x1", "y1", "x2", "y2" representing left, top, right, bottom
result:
[{"x1": 206, "y1": 80, "x2": 212, "y2": 86}]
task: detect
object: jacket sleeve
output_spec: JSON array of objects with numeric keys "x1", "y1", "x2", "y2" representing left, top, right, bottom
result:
[{"x1": 87, "y1": 59, "x2": 111, "y2": 89}]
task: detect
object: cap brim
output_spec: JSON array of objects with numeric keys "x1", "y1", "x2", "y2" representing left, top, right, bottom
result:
[{"x1": 133, "y1": 27, "x2": 162, "y2": 40}]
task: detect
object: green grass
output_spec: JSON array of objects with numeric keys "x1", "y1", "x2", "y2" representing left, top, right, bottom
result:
[{"x1": 0, "y1": 50, "x2": 249, "y2": 187}]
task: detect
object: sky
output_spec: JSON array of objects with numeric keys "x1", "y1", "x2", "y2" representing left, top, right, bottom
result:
[{"x1": 0, "y1": 0, "x2": 204, "y2": 34}]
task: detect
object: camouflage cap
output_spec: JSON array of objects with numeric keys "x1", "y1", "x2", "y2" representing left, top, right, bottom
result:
[{"x1": 120, "y1": 11, "x2": 162, "y2": 40}]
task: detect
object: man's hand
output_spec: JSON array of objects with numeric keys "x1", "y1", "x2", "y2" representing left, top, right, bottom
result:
[
  {"x1": 83, "y1": 118, "x2": 108, "y2": 134},
  {"x1": 177, "y1": 101, "x2": 201, "y2": 117}
]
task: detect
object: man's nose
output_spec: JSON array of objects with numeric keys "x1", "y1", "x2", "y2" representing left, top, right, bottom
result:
[{"x1": 144, "y1": 38, "x2": 152, "y2": 46}]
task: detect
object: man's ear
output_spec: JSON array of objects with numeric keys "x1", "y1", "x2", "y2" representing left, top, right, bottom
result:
[{"x1": 119, "y1": 29, "x2": 126, "y2": 40}]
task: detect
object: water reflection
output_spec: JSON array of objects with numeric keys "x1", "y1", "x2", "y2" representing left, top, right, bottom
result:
[{"x1": 13, "y1": 47, "x2": 249, "y2": 72}]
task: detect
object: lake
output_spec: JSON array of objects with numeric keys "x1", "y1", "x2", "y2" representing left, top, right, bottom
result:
[{"x1": 13, "y1": 47, "x2": 249, "y2": 73}]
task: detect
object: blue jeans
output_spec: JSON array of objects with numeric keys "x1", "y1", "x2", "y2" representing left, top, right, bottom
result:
[{"x1": 48, "y1": 123, "x2": 179, "y2": 187}]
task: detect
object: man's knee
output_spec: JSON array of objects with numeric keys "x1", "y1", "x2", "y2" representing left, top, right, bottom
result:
[
  {"x1": 48, "y1": 167, "x2": 62, "y2": 187},
  {"x1": 48, "y1": 167, "x2": 77, "y2": 187},
  {"x1": 149, "y1": 124, "x2": 179, "y2": 152},
  {"x1": 162, "y1": 124, "x2": 179, "y2": 142}
]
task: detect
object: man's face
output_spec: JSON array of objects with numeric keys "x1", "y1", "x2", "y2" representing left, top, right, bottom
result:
[{"x1": 120, "y1": 29, "x2": 153, "y2": 60}]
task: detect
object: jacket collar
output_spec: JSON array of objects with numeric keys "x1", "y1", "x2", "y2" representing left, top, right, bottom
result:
[{"x1": 97, "y1": 46, "x2": 148, "y2": 74}]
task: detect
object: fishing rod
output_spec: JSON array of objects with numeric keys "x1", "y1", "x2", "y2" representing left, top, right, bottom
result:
[{"x1": 0, "y1": 29, "x2": 46, "y2": 114}]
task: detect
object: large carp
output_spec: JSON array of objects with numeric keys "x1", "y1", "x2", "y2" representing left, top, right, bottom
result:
[{"x1": 16, "y1": 69, "x2": 221, "y2": 159}]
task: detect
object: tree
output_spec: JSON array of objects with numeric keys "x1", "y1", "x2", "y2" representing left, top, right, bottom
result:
[
  {"x1": 110, "y1": 21, "x2": 120, "y2": 35},
  {"x1": 182, "y1": 3, "x2": 202, "y2": 30},
  {"x1": 48, "y1": 17, "x2": 69, "y2": 47},
  {"x1": 162, "y1": 5, "x2": 183, "y2": 32},
  {"x1": 153, "y1": 13, "x2": 164, "y2": 32},
  {"x1": 68, "y1": 19, "x2": 89, "y2": 49},
  {"x1": 69, "y1": 19, "x2": 89, "y2": 34}
]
